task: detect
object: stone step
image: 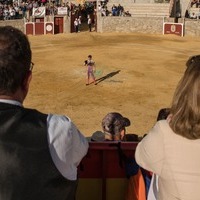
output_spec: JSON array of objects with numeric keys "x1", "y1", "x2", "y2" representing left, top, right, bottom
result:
[
  {"x1": 106, "y1": 3, "x2": 170, "y2": 8},
  {"x1": 106, "y1": 3, "x2": 170, "y2": 16}
]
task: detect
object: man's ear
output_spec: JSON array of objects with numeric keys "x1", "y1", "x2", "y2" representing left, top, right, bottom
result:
[
  {"x1": 23, "y1": 71, "x2": 32, "y2": 92},
  {"x1": 120, "y1": 129, "x2": 125, "y2": 140}
]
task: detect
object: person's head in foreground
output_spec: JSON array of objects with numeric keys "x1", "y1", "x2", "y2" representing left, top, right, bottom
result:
[
  {"x1": 0, "y1": 26, "x2": 88, "y2": 200},
  {"x1": 0, "y1": 26, "x2": 32, "y2": 102},
  {"x1": 135, "y1": 55, "x2": 200, "y2": 200},
  {"x1": 102, "y1": 112, "x2": 131, "y2": 141},
  {"x1": 170, "y1": 55, "x2": 200, "y2": 139}
]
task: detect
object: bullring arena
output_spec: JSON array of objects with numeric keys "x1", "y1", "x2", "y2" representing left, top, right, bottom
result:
[
  {"x1": 0, "y1": 0, "x2": 199, "y2": 199},
  {"x1": 24, "y1": 31, "x2": 200, "y2": 138}
]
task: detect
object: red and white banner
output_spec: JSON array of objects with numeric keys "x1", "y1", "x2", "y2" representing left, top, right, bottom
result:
[
  {"x1": 32, "y1": 7, "x2": 46, "y2": 17},
  {"x1": 57, "y1": 7, "x2": 68, "y2": 15}
]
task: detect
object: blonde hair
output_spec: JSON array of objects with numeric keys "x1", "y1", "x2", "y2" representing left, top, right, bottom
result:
[{"x1": 170, "y1": 55, "x2": 200, "y2": 139}]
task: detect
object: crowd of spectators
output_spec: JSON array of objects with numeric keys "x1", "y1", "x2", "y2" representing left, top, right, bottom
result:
[
  {"x1": 185, "y1": 0, "x2": 200, "y2": 20},
  {"x1": 0, "y1": 1, "x2": 21, "y2": 20},
  {"x1": 98, "y1": 1, "x2": 131, "y2": 17},
  {"x1": 71, "y1": 2, "x2": 96, "y2": 20},
  {"x1": 0, "y1": 0, "x2": 71, "y2": 20},
  {"x1": 0, "y1": 0, "x2": 131, "y2": 21}
]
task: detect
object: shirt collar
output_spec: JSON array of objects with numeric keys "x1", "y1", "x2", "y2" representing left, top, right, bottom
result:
[{"x1": 0, "y1": 99, "x2": 22, "y2": 107}]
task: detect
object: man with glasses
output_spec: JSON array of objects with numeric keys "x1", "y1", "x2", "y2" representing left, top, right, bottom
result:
[{"x1": 0, "y1": 26, "x2": 88, "y2": 200}]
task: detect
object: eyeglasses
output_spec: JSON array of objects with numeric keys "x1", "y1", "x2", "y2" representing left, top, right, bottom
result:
[
  {"x1": 186, "y1": 55, "x2": 200, "y2": 68},
  {"x1": 29, "y1": 62, "x2": 34, "y2": 71}
]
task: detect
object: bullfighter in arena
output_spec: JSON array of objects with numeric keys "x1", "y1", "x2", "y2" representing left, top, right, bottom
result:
[{"x1": 84, "y1": 55, "x2": 96, "y2": 85}]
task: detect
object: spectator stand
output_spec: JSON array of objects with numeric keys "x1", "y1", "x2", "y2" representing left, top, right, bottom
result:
[{"x1": 76, "y1": 141, "x2": 139, "y2": 200}]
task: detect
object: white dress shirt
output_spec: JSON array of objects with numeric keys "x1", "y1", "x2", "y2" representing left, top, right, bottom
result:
[{"x1": 0, "y1": 99, "x2": 89, "y2": 181}]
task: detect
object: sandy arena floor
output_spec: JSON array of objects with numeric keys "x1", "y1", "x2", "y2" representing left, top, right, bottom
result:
[{"x1": 24, "y1": 32, "x2": 200, "y2": 137}]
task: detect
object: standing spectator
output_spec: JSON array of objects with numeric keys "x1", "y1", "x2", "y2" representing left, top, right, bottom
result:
[
  {"x1": 98, "y1": 4, "x2": 101, "y2": 12},
  {"x1": 74, "y1": 18, "x2": 79, "y2": 33},
  {"x1": 135, "y1": 55, "x2": 200, "y2": 200},
  {"x1": 66, "y1": 2, "x2": 70, "y2": 16},
  {"x1": 14, "y1": 3, "x2": 20, "y2": 19},
  {"x1": 33, "y1": 0, "x2": 39, "y2": 8},
  {"x1": 27, "y1": 0, "x2": 33, "y2": 16},
  {"x1": 78, "y1": 15, "x2": 81, "y2": 32},
  {"x1": 117, "y1": 4, "x2": 124, "y2": 16},
  {"x1": 87, "y1": 15, "x2": 92, "y2": 32},
  {"x1": 111, "y1": 4, "x2": 117, "y2": 16},
  {"x1": 21, "y1": 2, "x2": 27, "y2": 19},
  {"x1": 9, "y1": 5, "x2": 16, "y2": 19},
  {"x1": 0, "y1": 5, "x2": 3, "y2": 20},
  {"x1": 0, "y1": 26, "x2": 88, "y2": 200},
  {"x1": 3, "y1": 5, "x2": 9, "y2": 20},
  {"x1": 49, "y1": 1, "x2": 55, "y2": 15}
]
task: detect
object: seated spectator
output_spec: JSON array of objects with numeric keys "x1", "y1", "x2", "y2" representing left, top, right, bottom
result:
[
  {"x1": 90, "y1": 130, "x2": 105, "y2": 141},
  {"x1": 123, "y1": 10, "x2": 131, "y2": 17},
  {"x1": 101, "y1": 6, "x2": 107, "y2": 16},
  {"x1": 102, "y1": 112, "x2": 131, "y2": 140},
  {"x1": 90, "y1": 112, "x2": 138, "y2": 142},
  {"x1": 190, "y1": 12, "x2": 197, "y2": 19}
]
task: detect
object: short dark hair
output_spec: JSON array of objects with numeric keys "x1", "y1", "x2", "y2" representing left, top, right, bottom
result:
[
  {"x1": 0, "y1": 26, "x2": 32, "y2": 95},
  {"x1": 102, "y1": 112, "x2": 131, "y2": 135},
  {"x1": 156, "y1": 108, "x2": 170, "y2": 121}
]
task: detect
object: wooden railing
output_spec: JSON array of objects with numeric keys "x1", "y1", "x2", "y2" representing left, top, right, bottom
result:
[{"x1": 76, "y1": 141, "x2": 139, "y2": 200}]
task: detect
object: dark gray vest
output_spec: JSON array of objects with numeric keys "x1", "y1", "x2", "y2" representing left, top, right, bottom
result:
[{"x1": 0, "y1": 103, "x2": 77, "y2": 200}]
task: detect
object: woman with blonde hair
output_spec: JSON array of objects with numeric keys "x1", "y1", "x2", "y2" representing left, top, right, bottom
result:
[{"x1": 135, "y1": 55, "x2": 200, "y2": 200}]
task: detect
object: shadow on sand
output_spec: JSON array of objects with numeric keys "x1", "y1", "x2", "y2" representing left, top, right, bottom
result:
[{"x1": 94, "y1": 70, "x2": 121, "y2": 85}]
